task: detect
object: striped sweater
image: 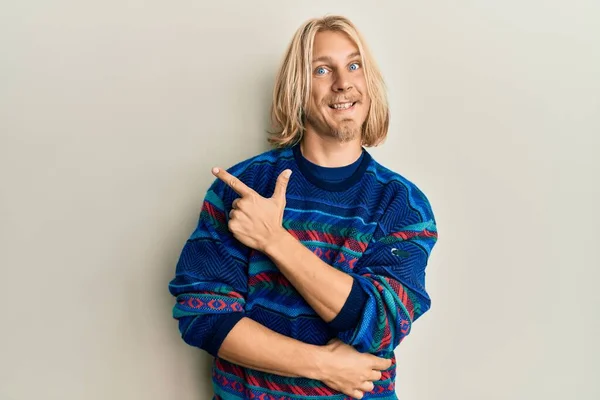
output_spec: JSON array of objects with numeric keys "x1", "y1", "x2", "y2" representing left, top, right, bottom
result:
[{"x1": 168, "y1": 143, "x2": 438, "y2": 399}]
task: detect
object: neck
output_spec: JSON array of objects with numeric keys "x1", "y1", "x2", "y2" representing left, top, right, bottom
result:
[{"x1": 300, "y1": 129, "x2": 363, "y2": 167}]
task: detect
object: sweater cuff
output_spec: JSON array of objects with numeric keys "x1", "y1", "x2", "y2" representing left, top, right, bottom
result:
[
  {"x1": 327, "y1": 278, "x2": 368, "y2": 332},
  {"x1": 205, "y1": 312, "x2": 245, "y2": 357}
]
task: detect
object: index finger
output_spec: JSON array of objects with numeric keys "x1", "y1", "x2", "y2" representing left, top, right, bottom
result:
[{"x1": 212, "y1": 167, "x2": 254, "y2": 197}]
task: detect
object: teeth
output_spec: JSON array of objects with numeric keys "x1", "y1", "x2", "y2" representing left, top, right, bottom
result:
[{"x1": 331, "y1": 102, "x2": 354, "y2": 109}]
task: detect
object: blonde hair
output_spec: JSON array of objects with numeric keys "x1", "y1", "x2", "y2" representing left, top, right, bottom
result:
[{"x1": 268, "y1": 15, "x2": 390, "y2": 148}]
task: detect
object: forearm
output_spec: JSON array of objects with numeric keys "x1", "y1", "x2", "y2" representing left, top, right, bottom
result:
[
  {"x1": 218, "y1": 316, "x2": 324, "y2": 379},
  {"x1": 263, "y1": 230, "x2": 354, "y2": 323}
]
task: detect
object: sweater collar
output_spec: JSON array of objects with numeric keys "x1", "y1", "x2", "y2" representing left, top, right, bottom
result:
[{"x1": 291, "y1": 142, "x2": 372, "y2": 192}]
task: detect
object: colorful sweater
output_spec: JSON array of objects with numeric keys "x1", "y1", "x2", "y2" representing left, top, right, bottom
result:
[{"x1": 168, "y1": 143, "x2": 438, "y2": 399}]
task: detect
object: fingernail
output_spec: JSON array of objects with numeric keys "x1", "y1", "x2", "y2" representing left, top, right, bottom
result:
[
  {"x1": 212, "y1": 167, "x2": 219, "y2": 174},
  {"x1": 284, "y1": 169, "x2": 292, "y2": 178}
]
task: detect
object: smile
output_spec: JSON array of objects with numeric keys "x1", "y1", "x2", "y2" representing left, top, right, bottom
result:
[{"x1": 329, "y1": 101, "x2": 357, "y2": 111}]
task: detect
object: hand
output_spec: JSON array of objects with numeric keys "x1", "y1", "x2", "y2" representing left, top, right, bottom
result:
[
  {"x1": 212, "y1": 166, "x2": 292, "y2": 252},
  {"x1": 316, "y1": 338, "x2": 393, "y2": 399}
]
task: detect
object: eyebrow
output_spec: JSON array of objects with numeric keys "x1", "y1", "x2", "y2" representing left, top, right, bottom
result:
[{"x1": 312, "y1": 51, "x2": 361, "y2": 64}]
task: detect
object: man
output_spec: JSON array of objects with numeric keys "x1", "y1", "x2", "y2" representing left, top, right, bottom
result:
[{"x1": 168, "y1": 15, "x2": 438, "y2": 400}]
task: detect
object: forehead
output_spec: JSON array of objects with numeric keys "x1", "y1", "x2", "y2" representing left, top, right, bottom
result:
[{"x1": 312, "y1": 30, "x2": 360, "y2": 60}]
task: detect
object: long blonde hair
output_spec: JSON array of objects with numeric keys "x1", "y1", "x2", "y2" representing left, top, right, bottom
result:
[{"x1": 268, "y1": 15, "x2": 390, "y2": 148}]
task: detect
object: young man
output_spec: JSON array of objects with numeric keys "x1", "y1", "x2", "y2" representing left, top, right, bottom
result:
[{"x1": 168, "y1": 15, "x2": 438, "y2": 400}]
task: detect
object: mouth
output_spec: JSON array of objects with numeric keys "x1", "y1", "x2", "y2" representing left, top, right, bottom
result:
[{"x1": 328, "y1": 101, "x2": 357, "y2": 112}]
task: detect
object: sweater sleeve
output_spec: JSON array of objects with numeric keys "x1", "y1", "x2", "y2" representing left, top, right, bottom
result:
[
  {"x1": 168, "y1": 182, "x2": 249, "y2": 357},
  {"x1": 327, "y1": 187, "x2": 438, "y2": 355}
]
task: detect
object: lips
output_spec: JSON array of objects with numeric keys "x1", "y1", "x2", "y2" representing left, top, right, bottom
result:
[{"x1": 329, "y1": 101, "x2": 357, "y2": 110}]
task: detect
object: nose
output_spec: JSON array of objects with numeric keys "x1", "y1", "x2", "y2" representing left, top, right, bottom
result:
[{"x1": 332, "y1": 69, "x2": 353, "y2": 92}]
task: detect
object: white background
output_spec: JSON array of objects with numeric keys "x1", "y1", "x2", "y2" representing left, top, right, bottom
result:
[{"x1": 1, "y1": 1, "x2": 598, "y2": 399}]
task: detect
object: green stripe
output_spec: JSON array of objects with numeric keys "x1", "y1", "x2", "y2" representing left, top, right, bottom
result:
[{"x1": 283, "y1": 219, "x2": 373, "y2": 243}]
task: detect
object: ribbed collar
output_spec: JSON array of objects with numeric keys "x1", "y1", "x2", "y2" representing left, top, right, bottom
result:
[{"x1": 292, "y1": 142, "x2": 372, "y2": 192}]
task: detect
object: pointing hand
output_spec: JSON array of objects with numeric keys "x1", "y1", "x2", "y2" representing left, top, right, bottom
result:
[{"x1": 212, "y1": 167, "x2": 292, "y2": 252}]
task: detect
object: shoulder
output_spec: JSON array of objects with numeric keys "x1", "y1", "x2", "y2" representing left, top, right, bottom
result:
[
  {"x1": 209, "y1": 146, "x2": 293, "y2": 200},
  {"x1": 367, "y1": 155, "x2": 437, "y2": 230},
  {"x1": 227, "y1": 146, "x2": 291, "y2": 176}
]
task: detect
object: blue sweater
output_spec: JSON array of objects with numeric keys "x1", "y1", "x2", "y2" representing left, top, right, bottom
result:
[{"x1": 168, "y1": 143, "x2": 438, "y2": 399}]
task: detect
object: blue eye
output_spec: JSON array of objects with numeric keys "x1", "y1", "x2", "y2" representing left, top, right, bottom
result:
[
  {"x1": 349, "y1": 62, "x2": 360, "y2": 71},
  {"x1": 316, "y1": 67, "x2": 327, "y2": 75}
]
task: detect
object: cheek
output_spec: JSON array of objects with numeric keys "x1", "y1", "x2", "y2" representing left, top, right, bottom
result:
[
  {"x1": 310, "y1": 82, "x2": 330, "y2": 106},
  {"x1": 360, "y1": 87, "x2": 371, "y2": 108},
  {"x1": 308, "y1": 92, "x2": 320, "y2": 108},
  {"x1": 363, "y1": 97, "x2": 371, "y2": 112}
]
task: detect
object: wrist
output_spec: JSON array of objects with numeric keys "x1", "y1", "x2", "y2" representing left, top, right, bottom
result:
[
  {"x1": 262, "y1": 227, "x2": 292, "y2": 256},
  {"x1": 302, "y1": 344, "x2": 329, "y2": 381}
]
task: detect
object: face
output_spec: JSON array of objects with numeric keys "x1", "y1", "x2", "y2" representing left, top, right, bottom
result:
[{"x1": 304, "y1": 30, "x2": 371, "y2": 143}]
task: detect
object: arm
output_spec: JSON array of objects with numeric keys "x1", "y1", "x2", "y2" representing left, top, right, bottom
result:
[
  {"x1": 219, "y1": 316, "x2": 392, "y2": 399},
  {"x1": 217, "y1": 316, "x2": 320, "y2": 377},
  {"x1": 169, "y1": 179, "x2": 390, "y2": 396},
  {"x1": 265, "y1": 190, "x2": 438, "y2": 355},
  {"x1": 206, "y1": 166, "x2": 363, "y2": 329},
  {"x1": 264, "y1": 233, "x2": 361, "y2": 324},
  {"x1": 168, "y1": 196, "x2": 325, "y2": 378},
  {"x1": 204, "y1": 166, "x2": 433, "y2": 355},
  {"x1": 335, "y1": 217, "x2": 438, "y2": 354},
  {"x1": 168, "y1": 185, "x2": 251, "y2": 357}
]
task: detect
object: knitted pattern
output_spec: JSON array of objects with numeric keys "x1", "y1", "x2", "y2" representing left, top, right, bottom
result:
[{"x1": 168, "y1": 144, "x2": 438, "y2": 399}]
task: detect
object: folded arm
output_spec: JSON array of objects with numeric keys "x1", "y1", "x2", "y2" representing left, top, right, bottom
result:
[
  {"x1": 264, "y1": 188, "x2": 438, "y2": 355},
  {"x1": 169, "y1": 180, "x2": 325, "y2": 378}
]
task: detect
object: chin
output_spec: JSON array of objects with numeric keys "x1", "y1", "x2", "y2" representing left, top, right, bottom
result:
[{"x1": 330, "y1": 125, "x2": 361, "y2": 142}]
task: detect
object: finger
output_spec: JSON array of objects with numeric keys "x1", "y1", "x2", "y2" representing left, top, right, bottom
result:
[
  {"x1": 372, "y1": 356, "x2": 392, "y2": 371},
  {"x1": 212, "y1": 167, "x2": 254, "y2": 197},
  {"x1": 232, "y1": 198, "x2": 240, "y2": 209},
  {"x1": 352, "y1": 389, "x2": 364, "y2": 399},
  {"x1": 272, "y1": 169, "x2": 292, "y2": 200},
  {"x1": 359, "y1": 381, "x2": 375, "y2": 393},
  {"x1": 229, "y1": 209, "x2": 235, "y2": 219},
  {"x1": 369, "y1": 370, "x2": 382, "y2": 382}
]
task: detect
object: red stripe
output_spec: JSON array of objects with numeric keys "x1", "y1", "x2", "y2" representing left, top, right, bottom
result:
[
  {"x1": 385, "y1": 277, "x2": 415, "y2": 320},
  {"x1": 204, "y1": 201, "x2": 226, "y2": 225},
  {"x1": 286, "y1": 229, "x2": 368, "y2": 252},
  {"x1": 197, "y1": 290, "x2": 244, "y2": 299},
  {"x1": 248, "y1": 271, "x2": 291, "y2": 287}
]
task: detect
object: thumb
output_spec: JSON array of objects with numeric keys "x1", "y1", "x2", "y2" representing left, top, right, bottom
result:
[{"x1": 272, "y1": 169, "x2": 292, "y2": 200}]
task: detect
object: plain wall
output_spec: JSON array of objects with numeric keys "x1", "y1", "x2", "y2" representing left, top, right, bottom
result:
[{"x1": 1, "y1": 1, "x2": 598, "y2": 399}]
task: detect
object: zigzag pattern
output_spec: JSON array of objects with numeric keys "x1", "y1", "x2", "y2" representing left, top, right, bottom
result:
[
  {"x1": 212, "y1": 357, "x2": 397, "y2": 400},
  {"x1": 169, "y1": 144, "x2": 438, "y2": 399}
]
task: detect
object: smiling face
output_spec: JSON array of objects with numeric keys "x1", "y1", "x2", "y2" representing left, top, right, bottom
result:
[{"x1": 304, "y1": 30, "x2": 371, "y2": 143}]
